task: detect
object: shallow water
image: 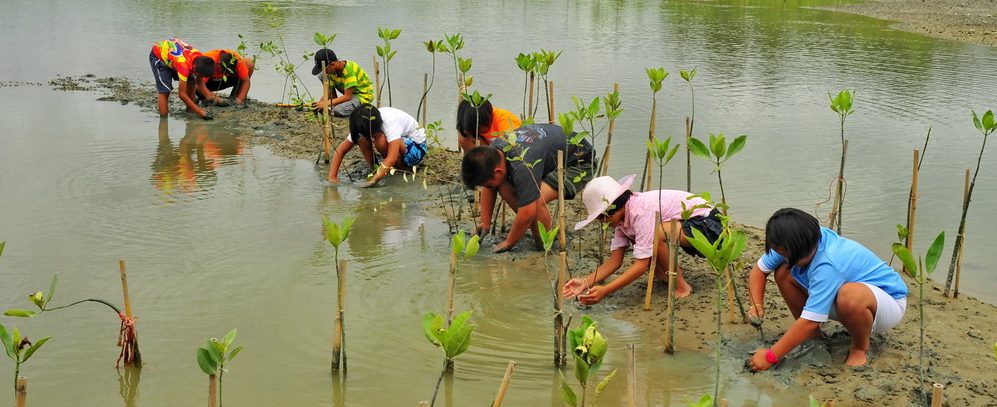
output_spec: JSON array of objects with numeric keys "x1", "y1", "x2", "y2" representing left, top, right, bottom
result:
[{"x1": 2, "y1": 0, "x2": 996, "y2": 405}]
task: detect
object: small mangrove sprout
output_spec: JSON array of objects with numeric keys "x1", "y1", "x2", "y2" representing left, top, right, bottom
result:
[
  {"x1": 646, "y1": 135, "x2": 681, "y2": 349},
  {"x1": 640, "y1": 67, "x2": 668, "y2": 191},
  {"x1": 323, "y1": 216, "x2": 354, "y2": 371},
  {"x1": 375, "y1": 27, "x2": 401, "y2": 106},
  {"x1": 680, "y1": 68, "x2": 697, "y2": 191},
  {"x1": 688, "y1": 132, "x2": 747, "y2": 214},
  {"x1": 827, "y1": 89, "x2": 855, "y2": 234},
  {"x1": 196, "y1": 329, "x2": 243, "y2": 407},
  {"x1": 438, "y1": 33, "x2": 466, "y2": 98},
  {"x1": 417, "y1": 40, "x2": 443, "y2": 122},
  {"x1": 1, "y1": 322, "x2": 51, "y2": 401},
  {"x1": 559, "y1": 316, "x2": 616, "y2": 407},
  {"x1": 423, "y1": 310, "x2": 475, "y2": 407},
  {"x1": 515, "y1": 53, "x2": 536, "y2": 120},
  {"x1": 539, "y1": 221, "x2": 567, "y2": 366}
]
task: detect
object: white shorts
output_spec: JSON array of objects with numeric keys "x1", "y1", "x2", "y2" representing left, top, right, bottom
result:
[{"x1": 828, "y1": 282, "x2": 907, "y2": 334}]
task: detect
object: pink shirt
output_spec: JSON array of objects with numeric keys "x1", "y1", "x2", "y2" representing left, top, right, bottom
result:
[{"x1": 610, "y1": 190, "x2": 712, "y2": 259}]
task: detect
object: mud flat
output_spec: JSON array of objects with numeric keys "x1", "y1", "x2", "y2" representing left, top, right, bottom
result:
[{"x1": 823, "y1": 0, "x2": 997, "y2": 47}]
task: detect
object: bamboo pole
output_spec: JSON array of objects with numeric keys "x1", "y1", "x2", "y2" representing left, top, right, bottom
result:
[
  {"x1": 491, "y1": 361, "x2": 516, "y2": 407},
  {"x1": 719, "y1": 399, "x2": 729, "y2": 407},
  {"x1": 332, "y1": 260, "x2": 348, "y2": 371},
  {"x1": 422, "y1": 73, "x2": 428, "y2": 127},
  {"x1": 15, "y1": 377, "x2": 26, "y2": 407},
  {"x1": 373, "y1": 57, "x2": 381, "y2": 108},
  {"x1": 930, "y1": 383, "x2": 944, "y2": 407},
  {"x1": 600, "y1": 83, "x2": 619, "y2": 177},
  {"x1": 555, "y1": 151, "x2": 567, "y2": 366},
  {"x1": 208, "y1": 375, "x2": 218, "y2": 407},
  {"x1": 118, "y1": 260, "x2": 133, "y2": 318},
  {"x1": 905, "y1": 149, "x2": 920, "y2": 276},
  {"x1": 664, "y1": 222, "x2": 679, "y2": 353},
  {"x1": 727, "y1": 268, "x2": 737, "y2": 324},
  {"x1": 643, "y1": 210, "x2": 661, "y2": 311},
  {"x1": 118, "y1": 259, "x2": 142, "y2": 366},
  {"x1": 447, "y1": 250, "x2": 457, "y2": 325},
  {"x1": 685, "y1": 117, "x2": 692, "y2": 191},
  {"x1": 321, "y1": 61, "x2": 332, "y2": 164},
  {"x1": 557, "y1": 151, "x2": 567, "y2": 250},
  {"x1": 829, "y1": 140, "x2": 849, "y2": 232},
  {"x1": 527, "y1": 72, "x2": 535, "y2": 120},
  {"x1": 954, "y1": 168, "x2": 969, "y2": 298},
  {"x1": 547, "y1": 81, "x2": 555, "y2": 124},
  {"x1": 626, "y1": 344, "x2": 637, "y2": 407}
]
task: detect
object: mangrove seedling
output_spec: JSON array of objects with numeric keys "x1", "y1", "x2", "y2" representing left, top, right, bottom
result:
[
  {"x1": 945, "y1": 109, "x2": 996, "y2": 295},
  {"x1": 539, "y1": 221, "x2": 568, "y2": 366},
  {"x1": 417, "y1": 40, "x2": 444, "y2": 122},
  {"x1": 640, "y1": 67, "x2": 668, "y2": 191},
  {"x1": 688, "y1": 132, "x2": 747, "y2": 215},
  {"x1": 893, "y1": 231, "x2": 945, "y2": 406},
  {"x1": 5, "y1": 274, "x2": 140, "y2": 367},
  {"x1": 323, "y1": 216, "x2": 354, "y2": 371},
  {"x1": 680, "y1": 68, "x2": 697, "y2": 191},
  {"x1": 423, "y1": 310, "x2": 474, "y2": 407},
  {"x1": 646, "y1": 135, "x2": 681, "y2": 349},
  {"x1": 827, "y1": 89, "x2": 855, "y2": 234},
  {"x1": 464, "y1": 90, "x2": 492, "y2": 148},
  {"x1": 448, "y1": 231, "x2": 480, "y2": 323},
  {"x1": 437, "y1": 33, "x2": 466, "y2": 98},
  {"x1": 531, "y1": 49, "x2": 562, "y2": 118},
  {"x1": 686, "y1": 217, "x2": 748, "y2": 405},
  {"x1": 597, "y1": 88, "x2": 623, "y2": 177},
  {"x1": 1, "y1": 323, "x2": 50, "y2": 398},
  {"x1": 515, "y1": 53, "x2": 536, "y2": 119},
  {"x1": 375, "y1": 27, "x2": 401, "y2": 106},
  {"x1": 560, "y1": 316, "x2": 616, "y2": 407},
  {"x1": 257, "y1": 3, "x2": 320, "y2": 106},
  {"x1": 196, "y1": 329, "x2": 243, "y2": 407}
]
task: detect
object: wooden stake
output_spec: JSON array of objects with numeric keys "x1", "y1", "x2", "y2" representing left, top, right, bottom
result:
[
  {"x1": 685, "y1": 117, "x2": 692, "y2": 191},
  {"x1": 15, "y1": 377, "x2": 26, "y2": 407},
  {"x1": 492, "y1": 361, "x2": 516, "y2": 407},
  {"x1": 643, "y1": 210, "x2": 661, "y2": 311},
  {"x1": 905, "y1": 149, "x2": 919, "y2": 276},
  {"x1": 373, "y1": 56, "x2": 381, "y2": 108},
  {"x1": 422, "y1": 73, "x2": 428, "y2": 127},
  {"x1": 118, "y1": 260, "x2": 133, "y2": 319},
  {"x1": 527, "y1": 72, "x2": 535, "y2": 119},
  {"x1": 600, "y1": 83, "x2": 619, "y2": 177},
  {"x1": 664, "y1": 222, "x2": 679, "y2": 353},
  {"x1": 719, "y1": 399, "x2": 729, "y2": 407},
  {"x1": 447, "y1": 250, "x2": 457, "y2": 325},
  {"x1": 500, "y1": 202, "x2": 508, "y2": 233},
  {"x1": 321, "y1": 61, "x2": 332, "y2": 164},
  {"x1": 547, "y1": 81, "x2": 555, "y2": 124},
  {"x1": 930, "y1": 382, "x2": 944, "y2": 407},
  {"x1": 332, "y1": 260, "x2": 348, "y2": 371},
  {"x1": 557, "y1": 151, "x2": 567, "y2": 251},
  {"x1": 954, "y1": 168, "x2": 969, "y2": 298},
  {"x1": 626, "y1": 344, "x2": 637, "y2": 407},
  {"x1": 208, "y1": 375, "x2": 218, "y2": 407},
  {"x1": 829, "y1": 140, "x2": 849, "y2": 233},
  {"x1": 726, "y1": 267, "x2": 737, "y2": 324}
]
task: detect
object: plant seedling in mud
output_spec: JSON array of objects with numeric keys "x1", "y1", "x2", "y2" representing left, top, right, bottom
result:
[
  {"x1": 640, "y1": 67, "x2": 668, "y2": 191},
  {"x1": 944, "y1": 109, "x2": 996, "y2": 296},
  {"x1": 680, "y1": 68, "x2": 697, "y2": 191},
  {"x1": 437, "y1": 33, "x2": 467, "y2": 97},
  {"x1": 646, "y1": 135, "x2": 681, "y2": 349},
  {"x1": 446, "y1": 231, "x2": 480, "y2": 323},
  {"x1": 539, "y1": 221, "x2": 569, "y2": 366},
  {"x1": 515, "y1": 52, "x2": 536, "y2": 119},
  {"x1": 560, "y1": 316, "x2": 616, "y2": 407},
  {"x1": 0, "y1": 323, "x2": 50, "y2": 397},
  {"x1": 688, "y1": 132, "x2": 747, "y2": 215},
  {"x1": 531, "y1": 49, "x2": 562, "y2": 118},
  {"x1": 827, "y1": 89, "x2": 854, "y2": 234},
  {"x1": 323, "y1": 216, "x2": 354, "y2": 371},
  {"x1": 256, "y1": 3, "x2": 321, "y2": 107},
  {"x1": 196, "y1": 329, "x2": 243, "y2": 407},
  {"x1": 375, "y1": 27, "x2": 401, "y2": 106},
  {"x1": 464, "y1": 90, "x2": 493, "y2": 148},
  {"x1": 417, "y1": 40, "x2": 444, "y2": 121},
  {"x1": 423, "y1": 310, "x2": 475, "y2": 407},
  {"x1": 685, "y1": 215, "x2": 747, "y2": 405},
  {"x1": 893, "y1": 231, "x2": 945, "y2": 406}
]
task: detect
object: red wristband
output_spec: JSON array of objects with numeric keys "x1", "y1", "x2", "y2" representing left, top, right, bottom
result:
[{"x1": 765, "y1": 349, "x2": 779, "y2": 364}]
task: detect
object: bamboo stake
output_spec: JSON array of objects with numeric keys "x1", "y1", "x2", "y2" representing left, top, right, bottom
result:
[
  {"x1": 447, "y1": 250, "x2": 457, "y2": 325},
  {"x1": 643, "y1": 210, "x2": 661, "y2": 311},
  {"x1": 600, "y1": 83, "x2": 619, "y2": 177},
  {"x1": 117, "y1": 260, "x2": 142, "y2": 366},
  {"x1": 954, "y1": 168, "x2": 969, "y2": 298},
  {"x1": 727, "y1": 268, "x2": 737, "y2": 324},
  {"x1": 15, "y1": 377, "x2": 26, "y2": 407},
  {"x1": 422, "y1": 73, "x2": 428, "y2": 127},
  {"x1": 930, "y1": 383, "x2": 944, "y2": 407},
  {"x1": 555, "y1": 151, "x2": 567, "y2": 366},
  {"x1": 321, "y1": 61, "x2": 332, "y2": 164},
  {"x1": 829, "y1": 140, "x2": 849, "y2": 233},
  {"x1": 685, "y1": 117, "x2": 692, "y2": 192},
  {"x1": 626, "y1": 344, "x2": 637, "y2": 407},
  {"x1": 373, "y1": 57, "x2": 381, "y2": 108},
  {"x1": 547, "y1": 81, "x2": 555, "y2": 124},
  {"x1": 119, "y1": 260, "x2": 133, "y2": 319},
  {"x1": 492, "y1": 361, "x2": 516, "y2": 407},
  {"x1": 719, "y1": 399, "x2": 729, "y2": 407},
  {"x1": 905, "y1": 150, "x2": 920, "y2": 276},
  {"x1": 332, "y1": 260, "x2": 348, "y2": 371},
  {"x1": 527, "y1": 72, "x2": 535, "y2": 120},
  {"x1": 557, "y1": 151, "x2": 567, "y2": 251},
  {"x1": 208, "y1": 375, "x2": 218, "y2": 407},
  {"x1": 664, "y1": 222, "x2": 679, "y2": 353}
]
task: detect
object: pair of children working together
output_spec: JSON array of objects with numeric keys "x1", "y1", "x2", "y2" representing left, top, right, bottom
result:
[{"x1": 152, "y1": 42, "x2": 910, "y2": 371}]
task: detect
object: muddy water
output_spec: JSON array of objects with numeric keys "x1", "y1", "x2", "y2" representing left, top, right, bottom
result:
[{"x1": 1, "y1": 0, "x2": 996, "y2": 405}]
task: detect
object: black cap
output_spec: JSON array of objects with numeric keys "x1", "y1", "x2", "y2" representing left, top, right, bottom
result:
[{"x1": 312, "y1": 48, "x2": 338, "y2": 75}]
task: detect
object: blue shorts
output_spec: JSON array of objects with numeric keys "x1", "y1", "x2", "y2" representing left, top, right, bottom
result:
[
  {"x1": 149, "y1": 52, "x2": 177, "y2": 93},
  {"x1": 402, "y1": 139, "x2": 427, "y2": 168}
]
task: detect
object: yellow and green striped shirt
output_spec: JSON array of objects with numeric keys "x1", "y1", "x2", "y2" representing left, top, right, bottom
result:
[{"x1": 326, "y1": 60, "x2": 374, "y2": 104}]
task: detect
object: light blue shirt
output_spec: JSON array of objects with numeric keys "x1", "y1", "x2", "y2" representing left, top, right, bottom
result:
[{"x1": 757, "y1": 227, "x2": 907, "y2": 322}]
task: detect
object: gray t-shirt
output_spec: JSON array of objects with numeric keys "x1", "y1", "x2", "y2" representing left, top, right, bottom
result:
[{"x1": 489, "y1": 124, "x2": 593, "y2": 207}]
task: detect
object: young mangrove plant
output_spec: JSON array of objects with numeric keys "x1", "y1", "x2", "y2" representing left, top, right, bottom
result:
[
  {"x1": 5, "y1": 272, "x2": 141, "y2": 367},
  {"x1": 196, "y1": 329, "x2": 243, "y2": 407},
  {"x1": 945, "y1": 109, "x2": 995, "y2": 296},
  {"x1": 641, "y1": 67, "x2": 668, "y2": 191},
  {"x1": 323, "y1": 216, "x2": 354, "y2": 371},
  {"x1": 256, "y1": 3, "x2": 320, "y2": 106},
  {"x1": 686, "y1": 216, "x2": 748, "y2": 405},
  {"x1": 437, "y1": 33, "x2": 466, "y2": 98},
  {"x1": 531, "y1": 49, "x2": 562, "y2": 119},
  {"x1": 515, "y1": 53, "x2": 536, "y2": 119},
  {"x1": 646, "y1": 135, "x2": 681, "y2": 350},
  {"x1": 892, "y1": 231, "x2": 945, "y2": 406},
  {"x1": 539, "y1": 222, "x2": 568, "y2": 366},
  {"x1": 597, "y1": 88, "x2": 623, "y2": 177},
  {"x1": 1, "y1": 322, "x2": 50, "y2": 399},
  {"x1": 448, "y1": 231, "x2": 480, "y2": 324},
  {"x1": 560, "y1": 316, "x2": 616, "y2": 407},
  {"x1": 423, "y1": 310, "x2": 474, "y2": 407},
  {"x1": 688, "y1": 132, "x2": 747, "y2": 214},
  {"x1": 375, "y1": 27, "x2": 401, "y2": 106},
  {"x1": 827, "y1": 89, "x2": 855, "y2": 234},
  {"x1": 417, "y1": 40, "x2": 443, "y2": 122},
  {"x1": 680, "y1": 68, "x2": 697, "y2": 191}
]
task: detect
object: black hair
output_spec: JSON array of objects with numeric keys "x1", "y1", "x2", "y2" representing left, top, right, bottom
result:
[
  {"x1": 219, "y1": 51, "x2": 237, "y2": 75},
  {"x1": 348, "y1": 104, "x2": 382, "y2": 144},
  {"x1": 456, "y1": 99, "x2": 494, "y2": 139},
  {"x1": 461, "y1": 146, "x2": 501, "y2": 189},
  {"x1": 606, "y1": 190, "x2": 633, "y2": 216},
  {"x1": 192, "y1": 56, "x2": 216, "y2": 78},
  {"x1": 764, "y1": 208, "x2": 821, "y2": 265}
]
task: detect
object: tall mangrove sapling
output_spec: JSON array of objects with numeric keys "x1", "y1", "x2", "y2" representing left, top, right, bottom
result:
[
  {"x1": 323, "y1": 216, "x2": 354, "y2": 371},
  {"x1": 680, "y1": 68, "x2": 697, "y2": 192},
  {"x1": 375, "y1": 27, "x2": 401, "y2": 106},
  {"x1": 827, "y1": 89, "x2": 855, "y2": 234},
  {"x1": 640, "y1": 67, "x2": 668, "y2": 191}
]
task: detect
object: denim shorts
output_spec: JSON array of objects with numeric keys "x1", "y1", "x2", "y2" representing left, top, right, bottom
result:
[
  {"x1": 149, "y1": 52, "x2": 177, "y2": 93},
  {"x1": 402, "y1": 138, "x2": 427, "y2": 168}
]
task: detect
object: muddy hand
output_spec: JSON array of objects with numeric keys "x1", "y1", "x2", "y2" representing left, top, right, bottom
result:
[
  {"x1": 493, "y1": 241, "x2": 512, "y2": 253},
  {"x1": 562, "y1": 277, "x2": 587, "y2": 300},
  {"x1": 200, "y1": 113, "x2": 214, "y2": 121}
]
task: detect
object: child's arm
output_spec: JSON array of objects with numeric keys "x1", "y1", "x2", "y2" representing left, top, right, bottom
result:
[
  {"x1": 749, "y1": 317, "x2": 820, "y2": 371},
  {"x1": 496, "y1": 197, "x2": 539, "y2": 252},
  {"x1": 475, "y1": 186, "x2": 497, "y2": 236},
  {"x1": 177, "y1": 79, "x2": 208, "y2": 118},
  {"x1": 364, "y1": 139, "x2": 403, "y2": 187},
  {"x1": 748, "y1": 264, "x2": 767, "y2": 318},
  {"x1": 564, "y1": 248, "x2": 625, "y2": 299},
  {"x1": 578, "y1": 252, "x2": 648, "y2": 305},
  {"x1": 327, "y1": 139, "x2": 354, "y2": 183}
]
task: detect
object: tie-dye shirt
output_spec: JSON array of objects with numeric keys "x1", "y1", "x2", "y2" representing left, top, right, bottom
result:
[{"x1": 151, "y1": 38, "x2": 203, "y2": 82}]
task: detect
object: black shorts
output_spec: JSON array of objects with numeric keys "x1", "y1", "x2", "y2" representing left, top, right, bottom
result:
[
  {"x1": 681, "y1": 208, "x2": 723, "y2": 257},
  {"x1": 205, "y1": 75, "x2": 240, "y2": 92},
  {"x1": 150, "y1": 52, "x2": 177, "y2": 93}
]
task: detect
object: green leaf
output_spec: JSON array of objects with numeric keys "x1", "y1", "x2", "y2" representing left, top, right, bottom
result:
[
  {"x1": 313, "y1": 32, "x2": 324, "y2": 46},
  {"x1": 422, "y1": 312, "x2": 444, "y2": 347},
  {"x1": 376, "y1": 45, "x2": 384, "y2": 57},
  {"x1": 324, "y1": 217, "x2": 342, "y2": 248},
  {"x1": 686, "y1": 228, "x2": 715, "y2": 260},
  {"x1": 45, "y1": 274, "x2": 57, "y2": 308},
  {"x1": 593, "y1": 369, "x2": 618, "y2": 404},
  {"x1": 725, "y1": 134, "x2": 747, "y2": 160},
  {"x1": 390, "y1": 29, "x2": 401, "y2": 39},
  {"x1": 587, "y1": 97, "x2": 601, "y2": 118},
  {"x1": 387, "y1": 50, "x2": 397, "y2": 61},
  {"x1": 0, "y1": 324, "x2": 14, "y2": 359},
  {"x1": 688, "y1": 394, "x2": 713, "y2": 407},
  {"x1": 891, "y1": 243, "x2": 918, "y2": 278},
  {"x1": 339, "y1": 217, "x2": 355, "y2": 243},
  {"x1": 222, "y1": 329, "x2": 238, "y2": 347},
  {"x1": 983, "y1": 110, "x2": 995, "y2": 132},
  {"x1": 197, "y1": 347, "x2": 219, "y2": 375},
  {"x1": 21, "y1": 336, "x2": 51, "y2": 363},
  {"x1": 726, "y1": 230, "x2": 748, "y2": 262},
  {"x1": 4, "y1": 309, "x2": 36, "y2": 318},
  {"x1": 559, "y1": 372, "x2": 578, "y2": 407},
  {"x1": 924, "y1": 231, "x2": 945, "y2": 276},
  {"x1": 666, "y1": 144, "x2": 681, "y2": 163},
  {"x1": 0, "y1": 241, "x2": 5, "y2": 257},
  {"x1": 443, "y1": 310, "x2": 474, "y2": 359},
  {"x1": 452, "y1": 230, "x2": 466, "y2": 257},
  {"x1": 972, "y1": 110, "x2": 984, "y2": 132},
  {"x1": 228, "y1": 345, "x2": 244, "y2": 362},
  {"x1": 464, "y1": 235, "x2": 480, "y2": 259},
  {"x1": 572, "y1": 353, "x2": 590, "y2": 385},
  {"x1": 208, "y1": 339, "x2": 227, "y2": 360},
  {"x1": 688, "y1": 137, "x2": 710, "y2": 159},
  {"x1": 710, "y1": 133, "x2": 726, "y2": 159},
  {"x1": 895, "y1": 224, "x2": 909, "y2": 240}
]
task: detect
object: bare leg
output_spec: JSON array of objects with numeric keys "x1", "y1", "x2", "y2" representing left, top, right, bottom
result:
[
  {"x1": 657, "y1": 220, "x2": 691, "y2": 298},
  {"x1": 773, "y1": 264, "x2": 808, "y2": 319},
  {"x1": 834, "y1": 282, "x2": 878, "y2": 366},
  {"x1": 157, "y1": 92, "x2": 169, "y2": 116}
]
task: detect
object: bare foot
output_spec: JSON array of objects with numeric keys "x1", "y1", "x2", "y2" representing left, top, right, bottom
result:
[
  {"x1": 844, "y1": 348, "x2": 868, "y2": 366},
  {"x1": 675, "y1": 281, "x2": 692, "y2": 298}
]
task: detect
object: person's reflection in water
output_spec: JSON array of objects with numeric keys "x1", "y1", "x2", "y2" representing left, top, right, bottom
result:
[{"x1": 151, "y1": 120, "x2": 243, "y2": 198}]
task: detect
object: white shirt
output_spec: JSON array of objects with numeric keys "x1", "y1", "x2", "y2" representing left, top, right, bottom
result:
[{"x1": 347, "y1": 107, "x2": 426, "y2": 145}]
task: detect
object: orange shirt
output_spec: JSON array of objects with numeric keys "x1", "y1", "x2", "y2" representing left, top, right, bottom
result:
[
  {"x1": 484, "y1": 107, "x2": 522, "y2": 139},
  {"x1": 151, "y1": 38, "x2": 203, "y2": 82},
  {"x1": 202, "y1": 49, "x2": 251, "y2": 81}
]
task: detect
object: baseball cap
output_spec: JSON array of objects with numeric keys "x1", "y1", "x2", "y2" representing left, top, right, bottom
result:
[{"x1": 312, "y1": 48, "x2": 338, "y2": 75}]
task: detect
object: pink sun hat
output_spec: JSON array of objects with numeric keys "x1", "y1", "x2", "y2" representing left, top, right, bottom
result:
[{"x1": 574, "y1": 174, "x2": 636, "y2": 230}]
